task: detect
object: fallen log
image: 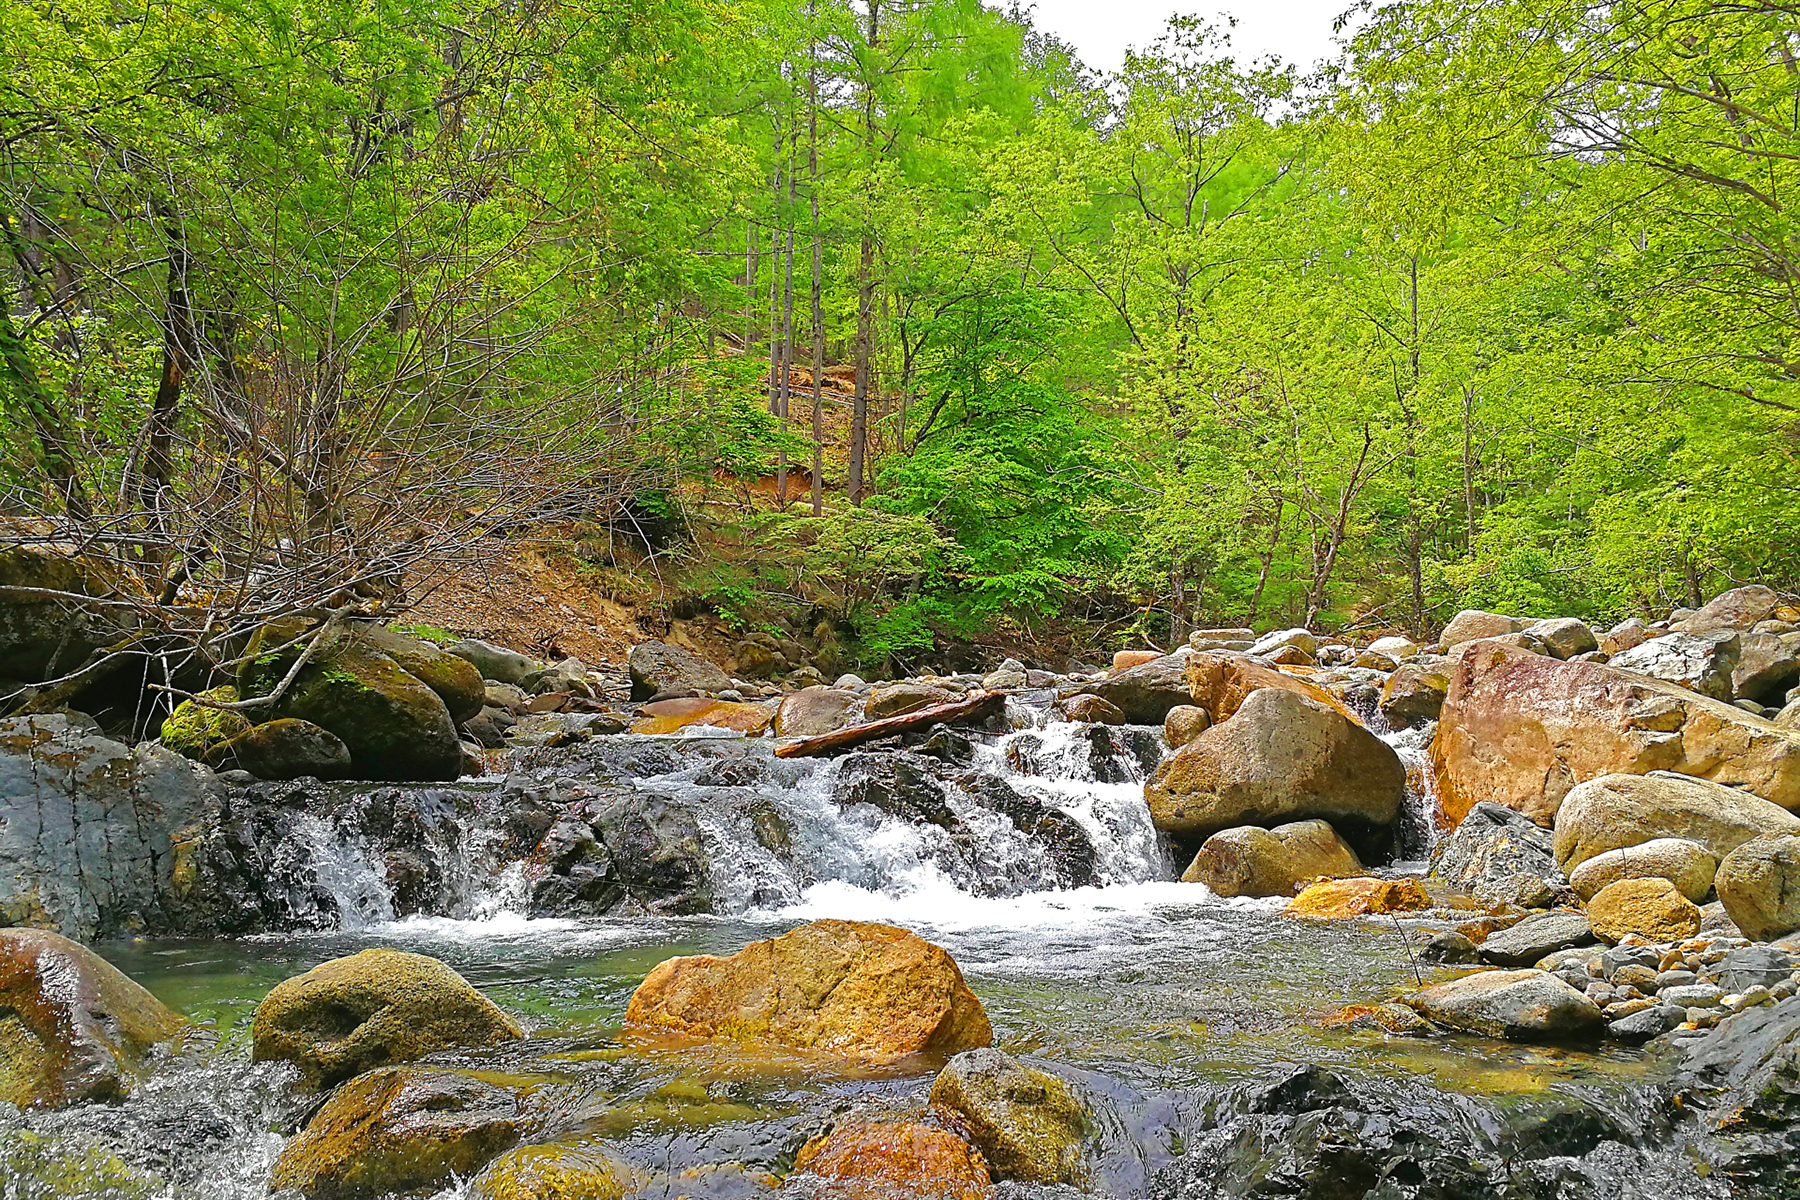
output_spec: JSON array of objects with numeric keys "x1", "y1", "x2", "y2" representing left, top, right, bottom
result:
[{"x1": 774, "y1": 690, "x2": 1007, "y2": 758}]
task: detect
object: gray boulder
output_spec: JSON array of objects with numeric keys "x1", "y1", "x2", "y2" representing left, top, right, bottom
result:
[
  {"x1": 1477, "y1": 910, "x2": 1595, "y2": 967},
  {"x1": 627, "y1": 641, "x2": 732, "y2": 701},
  {"x1": 446, "y1": 639, "x2": 539, "y2": 686},
  {"x1": 1077, "y1": 652, "x2": 1193, "y2": 724},
  {"x1": 1717, "y1": 833, "x2": 1800, "y2": 941},
  {"x1": 1405, "y1": 969, "x2": 1603, "y2": 1040},
  {"x1": 1609, "y1": 631, "x2": 1742, "y2": 701},
  {"x1": 1736, "y1": 631, "x2": 1800, "y2": 705},
  {"x1": 1673, "y1": 585, "x2": 1800, "y2": 636},
  {"x1": 0, "y1": 714, "x2": 219, "y2": 939},
  {"x1": 1430, "y1": 800, "x2": 1562, "y2": 900},
  {"x1": 212, "y1": 718, "x2": 352, "y2": 780}
]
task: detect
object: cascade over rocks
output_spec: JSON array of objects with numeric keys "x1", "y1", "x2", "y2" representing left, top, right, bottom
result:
[
  {"x1": 1145, "y1": 687, "x2": 1404, "y2": 859},
  {"x1": 1431, "y1": 641, "x2": 1800, "y2": 827},
  {"x1": 624, "y1": 919, "x2": 992, "y2": 1062},
  {"x1": 0, "y1": 929, "x2": 188, "y2": 1109},
  {"x1": 251, "y1": 948, "x2": 523, "y2": 1089}
]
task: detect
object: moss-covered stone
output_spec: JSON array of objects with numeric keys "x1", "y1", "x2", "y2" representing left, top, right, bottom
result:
[
  {"x1": 0, "y1": 547, "x2": 140, "y2": 684},
  {"x1": 251, "y1": 948, "x2": 523, "y2": 1089},
  {"x1": 929, "y1": 1048, "x2": 1087, "y2": 1185},
  {"x1": 359, "y1": 625, "x2": 486, "y2": 724},
  {"x1": 0, "y1": 1129, "x2": 159, "y2": 1198},
  {"x1": 269, "y1": 1066, "x2": 529, "y2": 1200},
  {"x1": 240, "y1": 627, "x2": 460, "y2": 780},
  {"x1": 469, "y1": 1140, "x2": 640, "y2": 1200},
  {"x1": 0, "y1": 928, "x2": 189, "y2": 1110},
  {"x1": 159, "y1": 686, "x2": 250, "y2": 760}
]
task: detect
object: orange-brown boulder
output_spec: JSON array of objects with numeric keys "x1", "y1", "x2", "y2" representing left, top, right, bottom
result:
[
  {"x1": 1287, "y1": 877, "x2": 1430, "y2": 919},
  {"x1": 1111, "y1": 649, "x2": 1162, "y2": 672},
  {"x1": 625, "y1": 920, "x2": 991, "y2": 1063},
  {"x1": 1431, "y1": 641, "x2": 1800, "y2": 827},
  {"x1": 1182, "y1": 652, "x2": 1353, "y2": 723},
  {"x1": 630, "y1": 697, "x2": 776, "y2": 736},
  {"x1": 790, "y1": 1118, "x2": 994, "y2": 1200}
]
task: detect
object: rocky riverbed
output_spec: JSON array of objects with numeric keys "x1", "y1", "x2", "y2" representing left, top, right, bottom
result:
[{"x1": 5, "y1": 576, "x2": 1800, "y2": 1197}]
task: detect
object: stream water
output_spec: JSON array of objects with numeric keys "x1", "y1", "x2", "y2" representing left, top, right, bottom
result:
[{"x1": 1, "y1": 708, "x2": 1718, "y2": 1199}]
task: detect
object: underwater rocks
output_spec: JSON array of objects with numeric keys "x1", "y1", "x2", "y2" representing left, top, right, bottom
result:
[
  {"x1": 0, "y1": 928, "x2": 189, "y2": 1109},
  {"x1": 468, "y1": 1139, "x2": 641, "y2": 1200},
  {"x1": 625, "y1": 919, "x2": 992, "y2": 1062},
  {"x1": 251, "y1": 948, "x2": 523, "y2": 1089},
  {"x1": 792, "y1": 1117, "x2": 994, "y2": 1200}
]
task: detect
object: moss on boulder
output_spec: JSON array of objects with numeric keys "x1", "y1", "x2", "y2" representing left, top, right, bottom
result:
[
  {"x1": 159, "y1": 686, "x2": 250, "y2": 760},
  {"x1": 929, "y1": 1048, "x2": 1086, "y2": 1185},
  {"x1": 359, "y1": 625, "x2": 486, "y2": 724},
  {"x1": 469, "y1": 1140, "x2": 641, "y2": 1200}
]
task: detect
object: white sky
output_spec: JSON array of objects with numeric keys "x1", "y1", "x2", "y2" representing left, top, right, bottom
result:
[{"x1": 1011, "y1": 0, "x2": 1354, "y2": 75}]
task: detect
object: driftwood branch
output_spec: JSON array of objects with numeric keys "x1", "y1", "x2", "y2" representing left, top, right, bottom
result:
[{"x1": 774, "y1": 690, "x2": 1007, "y2": 758}]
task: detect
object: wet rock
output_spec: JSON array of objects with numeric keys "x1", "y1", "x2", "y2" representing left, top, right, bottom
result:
[
  {"x1": 0, "y1": 714, "x2": 220, "y2": 940},
  {"x1": 1429, "y1": 800, "x2": 1563, "y2": 900},
  {"x1": 527, "y1": 815, "x2": 622, "y2": 918},
  {"x1": 1587, "y1": 877, "x2": 1701, "y2": 943},
  {"x1": 1528, "y1": 617, "x2": 1600, "y2": 660},
  {"x1": 929, "y1": 1047, "x2": 1085, "y2": 1185},
  {"x1": 1075, "y1": 653, "x2": 1191, "y2": 724},
  {"x1": 1568, "y1": 837, "x2": 1718, "y2": 902},
  {"x1": 1287, "y1": 876, "x2": 1428, "y2": 918},
  {"x1": 981, "y1": 658, "x2": 1028, "y2": 690},
  {"x1": 626, "y1": 641, "x2": 732, "y2": 701},
  {"x1": 956, "y1": 774, "x2": 1099, "y2": 888},
  {"x1": 1554, "y1": 771, "x2": 1800, "y2": 875},
  {"x1": 590, "y1": 792, "x2": 712, "y2": 914},
  {"x1": 1421, "y1": 930, "x2": 1481, "y2": 963},
  {"x1": 917, "y1": 724, "x2": 974, "y2": 765},
  {"x1": 270, "y1": 1065, "x2": 530, "y2": 1200},
  {"x1": 628, "y1": 697, "x2": 774, "y2": 736},
  {"x1": 1062, "y1": 693, "x2": 1124, "y2": 725},
  {"x1": 1379, "y1": 662, "x2": 1449, "y2": 728},
  {"x1": 251, "y1": 947, "x2": 522, "y2": 1089},
  {"x1": 1430, "y1": 642, "x2": 1800, "y2": 827},
  {"x1": 1609, "y1": 631, "x2": 1742, "y2": 701},
  {"x1": 1163, "y1": 704, "x2": 1211, "y2": 749},
  {"x1": 447, "y1": 639, "x2": 540, "y2": 686},
  {"x1": 1405, "y1": 968, "x2": 1603, "y2": 1040},
  {"x1": 1717, "y1": 833, "x2": 1800, "y2": 941},
  {"x1": 838, "y1": 753, "x2": 958, "y2": 828},
  {"x1": 1181, "y1": 819, "x2": 1362, "y2": 898},
  {"x1": 159, "y1": 686, "x2": 251, "y2": 760},
  {"x1": 240, "y1": 625, "x2": 462, "y2": 781},
  {"x1": 210, "y1": 718, "x2": 352, "y2": 780},
  {"x1": 791, "y1": 1117, "x2": 993, "y2": 1200},
  {"x1": 468, "y1": 1139, "x2": 640, "y2": 1200},
  {"x1": 1146, "y1": 688, "x2": 1405, "y2": 858},
  {"x1": 624, "y1": 919, "x2": 991, "y2": 1062},
  {"x1": 1182, "y1": 651, "x2": 1352, "y2": 723},
  {"x1": 1440, "y1": 608, "x2": 1531, "y2": 650},
  {"x1": 1477, "y1": 910, "x2": 1595, "y2": 967},
  {"x1": 1674, "y1": 993, "x2": 1800, "y2": 1191},
  {"x1": 773, "y1": 686, "x2": 860, "y2": 737},
  {"x1": 0, "y1": 928, "x2": 188, "y2": 1109}
]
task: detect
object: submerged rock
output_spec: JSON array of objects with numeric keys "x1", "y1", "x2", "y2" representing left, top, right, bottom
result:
[
  {"x1": 468, "y1": 1139, "x2": 640, "y2": 1200},
  {"x1": 0, "y1": 928, "x2": 188, "y2": 1109},
  {"x1": 270, "y1": 1065, "x2": 530, "y2": 1200},
  {"x1": 251, "y1": 948, "x2": 522, "y2": 1089},
  {"x1": 929, "y1": 1047, "x2": 1086, "y2": 1185},
  {"x1": 1405, "y1": 969, "x2": 1603, "y2": 1040},
  {"x1": 625, "y1": 919, "x2": 991, "y2": 1062},
  {"x1": 791, "y1": 1117, "x2": 993, "y2": 1200},
  {"x1": 1181, "y1": 819, "x2": 1362, "y2": 898}
]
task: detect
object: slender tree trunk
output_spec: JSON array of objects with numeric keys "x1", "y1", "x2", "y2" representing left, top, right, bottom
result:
[
  {"x1": 777, "y1": 119, "x2": 798, "y2": 508},
  {"x1": 139, "y1": 207, "x2": 199, "y2": 578},
  {"x1": 849, "y1": 0, "x2": 880, "y2": 506},
  {"x1": 1304, "y1": 426, "x2": 1379, "y2": 628},
  {"x1": 809, "y1": 13, "x2": 826, "y2": 518},
  {"x1": 1247, "y1": 496, "x2": 1284, "y2": 623},
  {"x1": 0, "y1": 304, "x2": 91, "y2": 522},
  {"x1": 1461, "y1": 383, "x2": 1479, "y2": 548}
]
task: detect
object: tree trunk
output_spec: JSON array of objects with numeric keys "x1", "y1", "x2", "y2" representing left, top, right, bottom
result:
[
  {"x1": 809, "y1": 12, "x2": 825, "y2": 518},
  {"x1": 1247, "y1": 496, "x2": 1284, "y2": 624},
  {"x1": 138, "y1": 208, "x2": 199, "y2": 578},
  {"x1": 777, "y1": 119, "x2": 798, "y2": 509},
  {"x1": 849, "y1": 0, "x2": 880, "y2": 506}
]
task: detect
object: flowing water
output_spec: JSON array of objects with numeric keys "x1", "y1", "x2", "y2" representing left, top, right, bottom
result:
[{"x1": 2, "y1": 708, "x2": 1710, "y2": 1199}]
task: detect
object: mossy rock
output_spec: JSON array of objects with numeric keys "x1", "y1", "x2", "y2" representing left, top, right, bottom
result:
[
  {"x1": 207, "y1": 718, "x2": 351, "y2": 780},
  {"x1": 359, "y1": 625, "x2": 486, "y2": 724},
  {"x1": 0, "y1": 547, "x2": 141, "y2": 683},
  {"x1": 929, "y1": 1048, "x2": 1086, "y2": 1185},
  {"x1": 159, "y1": 686, "x2": 250, "y2": 761},
  {"x1": 0, "y1": 1128, "x2": 160, "y2": 1199},
  {"x1": 0, "y1": 928, "x2": 190, "y2": 1110},
  {"x1": 251, "y1": 948, "x2": 523, "y2": 1090},
  {"x1": 469, "y1": 1140, "x2": 641, "y2": 1200},
  {"x1": 240, "y1": 628, "x2": 460, "y2": 781},
  {"x1": 270, "y1": 1065, "x2": 529, "y2": 1200}
]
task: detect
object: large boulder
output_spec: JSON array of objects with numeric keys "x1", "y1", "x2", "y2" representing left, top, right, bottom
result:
[
  {"x1": 1430, "y1": 641, "x2": 1800, "y2": 827},
  {"x1": 790, "y1": 1118, "x2": 993, "y2": 1200},
  {"x1": 1736, "y1": 631, "x2": 1800, "y2": 705},
  {"x1": 269, "y1": 1066, "x2": 530, "y2": 1200},
  {"x1": 0, "y1": 714, "x2": 219, "y2": 939},
  {"x1": 1586, "y1": 877, "x2": 1700, "y2": 943},
  {"x1": 626, "y1": 641, "x2": 732, "y2": 700},
  {"x1": 251, "y1": 948, "x2": 523, "y2": 1089},
  {"x1": 773, "y1": 686, "x2": 861, "y2": 737},
  {"x1": 0, "y1": 546, "x2": 139, "y2": 682},
  {"x1": 1180, "y1": 820, "x2": 1362, "y2": 898},
  {"x1": 1567, "y1": 837, "x2": 1717, "y2": 902},
  {"x1": 1673, "y1": 585, "x2": 1800, "y2": 635},
  {"x1": 1553, "y1": 771, "x2": 1800, "y2": 874},
  {"x1": 866, "y1": 680, "x2": 954, "y2": 720},
  {"x1": 1182, "y1": 651, "x2": 1352, "y2": 722},
  {"x1": 1145, "y1": 688, "x2": 1404, "y2": 857},
  {"x1": 1379, "y1": 662, "x2": 1449, "y2": 728},
  {"x1": 1428, "y1": 800, "x2": 1563, "y2": 906},
  {"x1": 629, "y1": 697, "x2": 774, "y2": 736},
  {"x1": 1403, "y1": 969, "x2": 1603, "y2": 1041},
  {"x1": 359, "y1": 625, "x2": 486, "y2": 723},
  {"x1": 590, "y1": 793, "x2": 712, "y2": 914},
  {"x1": 240, "y1": 625, "x2": 461, "y2": 780},
  {"x1": 210, "y1": 718, "x2": 352, "y2": 780},
  {"x1": 445, "y1": 638, "x2": 540, "y2": 686},
  {"x1": 928, "y1": 1048, "x2": 1085, "y2": 1186},
  {"x1": 1439, "y1": 609, "x2": 1530, "y2": 650},
  {"x1": 1527, "y1": 618, "x2": 1599, "y2": 661},
  {"x1": 624, "y1": 919, "x2": 991, "y2": 1062},
  {"x1": 1716, "y1": 833, "x2": 1800, "y2": 941},
  {"x1": 1608, "y1": 631, "x2": 1741, "y2": 701},
  {"x1": 1075, "y1": 653, "x2": 1191, "y2": 724},
  {"x1": 0, "y1": 928, "x2": 188, "y2": 1109}
]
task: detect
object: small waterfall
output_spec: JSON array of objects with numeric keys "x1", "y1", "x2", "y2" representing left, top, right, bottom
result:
[{"x1": 1379, "y1": 723, "x2": 1443, "y2": 863}]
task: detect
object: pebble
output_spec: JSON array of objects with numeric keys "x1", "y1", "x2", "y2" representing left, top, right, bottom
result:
[
  {"x1": 1656, "y1": 969, "x2": 1699, "y2": 989},
  {"x1": 1663, "y1": 983, "x2": 1725, "y2": 1007},
  {"x1": 1611, "y1": 965, "x2": 1659, "y2": 990},
  {"x1": 1605, "y1": 997, "x2": 1655, "y2": 1018}
]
